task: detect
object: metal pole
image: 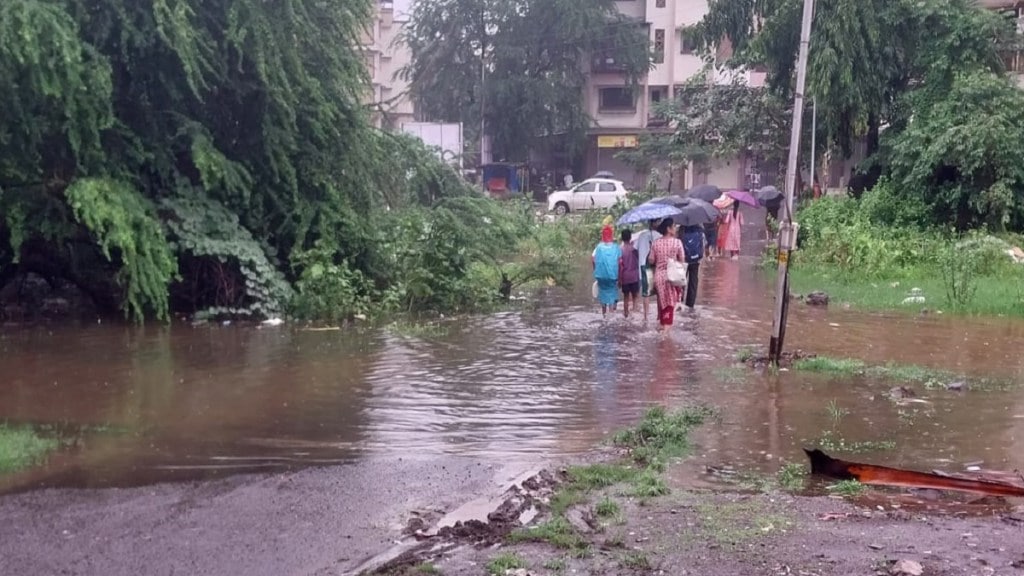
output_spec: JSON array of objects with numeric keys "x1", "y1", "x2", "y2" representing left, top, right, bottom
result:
[
  {"x1": 810, "y1": 98, "x2": 817, "y2": 190},
  {"x1": 768, "y1": 0, "x2": 814, "y2": 365}
]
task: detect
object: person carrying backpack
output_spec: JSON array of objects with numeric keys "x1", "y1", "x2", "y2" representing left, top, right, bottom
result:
[{"x1": 680, "y1": 224, "x2": 705, "y2": 311}]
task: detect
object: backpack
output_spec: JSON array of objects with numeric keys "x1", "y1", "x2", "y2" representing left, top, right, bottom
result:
[{"x1": 682, "y1": 229, "x2": 704, "y2": 263}]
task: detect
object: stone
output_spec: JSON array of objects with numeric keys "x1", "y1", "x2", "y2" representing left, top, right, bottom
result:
[
  {"x1": 946, "y1": 381, "x2": 966, "y2": 391},
  {"x1": 806, "y1": 291, "x2": 830, "y2": 306},
  {"x1": 890, "y1": 559, "x2": 923, "y2": 576},
  {"x1": 565, "y1": 508, "x2": 596, "y2": 534}
]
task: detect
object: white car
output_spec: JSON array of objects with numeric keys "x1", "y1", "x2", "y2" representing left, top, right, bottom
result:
[{"x1": 547, "y1": 178, "x2": 630, "y2": 215}]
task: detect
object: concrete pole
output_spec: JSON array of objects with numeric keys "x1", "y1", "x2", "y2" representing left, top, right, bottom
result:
[
  {"x1": 810, "y1": 98, "x2": 817, "y2": 190},
  {"x1": 767, "y1": 0, "x2": 815, "y2": 365}
]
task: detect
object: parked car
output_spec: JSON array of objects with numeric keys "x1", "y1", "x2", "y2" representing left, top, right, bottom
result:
[{"x1": 547, "y1": 178, "x2": 629, "y2": 215}]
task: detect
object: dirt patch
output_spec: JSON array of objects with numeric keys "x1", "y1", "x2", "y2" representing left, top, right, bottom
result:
[{"x1": 432, "y1": 489, "x2": 1024, "y2": 576}]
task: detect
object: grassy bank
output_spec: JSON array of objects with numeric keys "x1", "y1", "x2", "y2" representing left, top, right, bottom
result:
[
  {"x1": 787, "y1": 264, "x2": 1024, "y2": 317},
  {"x1": 784, "y1": 193, "x2": 1024, "y2": 318},
  {"x1": 0, "y1": 424, "x2": 58, "y2": 474}
]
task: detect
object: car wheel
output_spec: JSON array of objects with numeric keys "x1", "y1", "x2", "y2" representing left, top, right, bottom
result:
[{"x1": 554, "y1": 202, "x2": 569, "y2": 216}]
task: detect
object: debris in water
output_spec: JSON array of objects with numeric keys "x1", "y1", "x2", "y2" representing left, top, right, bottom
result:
[
  {"x1": 805, "y1": 449, "x2": 1024, "y2": 498},
  {"x1": 888, "y1": 386, "x2": 916, "y2": 400},
  {"x1": 805, "y1": 291, "x2": 829, "y2": 306}
]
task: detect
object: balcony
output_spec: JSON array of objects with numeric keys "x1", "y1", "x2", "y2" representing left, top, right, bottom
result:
[{"x1": 591, "y1": 52, "x2": 632, "y2": 74}]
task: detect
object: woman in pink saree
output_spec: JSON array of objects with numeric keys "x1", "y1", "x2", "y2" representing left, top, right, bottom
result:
[{"x1": 723, "y1": 203, "x2": 744, "y2": 259}]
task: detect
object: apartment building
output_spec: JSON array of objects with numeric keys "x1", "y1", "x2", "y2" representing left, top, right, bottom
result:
[
  {"x1": 361, "y1": 0, "x2": 416, "y2": 130},
  {"x1": 582, "y1": 0, "x2": 767, "y2": 191},
  {"x1": 983, "y1": 0, "x2": 1024, "y2": 86}
]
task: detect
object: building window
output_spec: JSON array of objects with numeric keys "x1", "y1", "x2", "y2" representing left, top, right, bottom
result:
[
  {"x1": 650, "y1": 87, "x2": 665, "y2": 103},
  {"x1": 653, "y1": 29, "x2": 665, "y2": 64},
  {"x1": 656, "y1": 0, "x2": 666, "y2": 7},
  {"x1": 599, "y1": 87, "x2": 636, "y2": 112},
  {"x1": 679, "y1": 31, "x2": 696, "y2": 55}
]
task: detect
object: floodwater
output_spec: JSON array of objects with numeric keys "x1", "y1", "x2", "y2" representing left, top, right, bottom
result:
[{"x1": 3, "y1": 215, "x2": 1024, "y2": 495}]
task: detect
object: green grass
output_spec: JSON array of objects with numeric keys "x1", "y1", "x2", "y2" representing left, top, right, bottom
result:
[
  {"x1": 792, "y1": 355, "x2": 1017, "y2": 391},
  {"x1": 567, "y1": 463, "x2": 638, "y2": 490},
  {"x1": 0, "y1": 424, "x2": 59, "y2": 473},
  {"x1": 612, "y1": 405, "x2": 715, "y2": 468},
  {"x1": 815, "y1": 430, "x2": 896, "y2": 454},
  {"x1": 788, "y1": 265, "x2": 1024, "y2": 317},
  {"x1": 542, "y1": 557, "x2": 567, "y2": 573},
  {"x1": 386, "y1": 320, "x2": 450, "y2": 339},
  {"x1": 508, "y1": 517, "x2": 590, "y2": 554},
  {"x1": 621, "y1": 551, "x2": 652, "y2": 570},
  {"x1": 414, "y1": 563, "x2": 440, "y2": 575},
  {"x1": 629, "y1": 469, "x2": 670, "y2": 498},
  {"x1": 776, "y1": 462, "x2": 808, "y2": 492},
  {"x1": 828, "y1": 479, "x2": 867, "y2": 497},
  {"x1": 794, "y1": 356, "x2": 866, "y2": 374},
  {"x1": 825, "y1": 399, "x2": 849, "y2": 425},
  {"x1": 735, "y1": 346, "x2": 758, "y2": 363},
  {"x1": 486, "y1": 553, "x2": 526, "y2": 575},
  {"x1": 594, "y1": 497, "x2": 620, "y2": 518}
]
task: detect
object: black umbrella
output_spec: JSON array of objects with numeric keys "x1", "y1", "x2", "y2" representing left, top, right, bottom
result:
[
  {"x1": 756, "y1": 186, "x2": 783, "y2": 206},
  {"x1": 651, "y1": 196, "x2": 719, "y2": 227},
  {"x1": 685, "y1": 184, "x2": 722, "y2": 203}
]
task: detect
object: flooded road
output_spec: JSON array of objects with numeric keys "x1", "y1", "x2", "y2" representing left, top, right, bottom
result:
[{"x1": 3, "y1": 218, "x2": 1024, "y2": 497}]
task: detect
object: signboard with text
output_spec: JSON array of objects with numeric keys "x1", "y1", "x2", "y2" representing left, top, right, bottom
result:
[{"x1": 596, "y1": 135, "x2": 638, "y2": 149}]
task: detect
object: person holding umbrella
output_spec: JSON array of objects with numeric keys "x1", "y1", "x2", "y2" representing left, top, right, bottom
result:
[
  {"x1": 721, "y1": 190, "x2": 758, "y2": 259},
  {"x1": 617, "y1": 203, "x2": 682, "y2": 323}
]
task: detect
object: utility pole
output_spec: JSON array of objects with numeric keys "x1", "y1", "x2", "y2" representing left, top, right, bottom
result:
[
  {"x1": 809, "y1": 98, "x2": 817, "y2": 189},
  {"x1": 768, "y1": 0, "x2": 815, "y2": 365}
]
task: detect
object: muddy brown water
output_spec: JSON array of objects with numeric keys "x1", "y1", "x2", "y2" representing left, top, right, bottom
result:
[{"x1": 3, "y1": 216, "x2": 1024, "y2": 495}]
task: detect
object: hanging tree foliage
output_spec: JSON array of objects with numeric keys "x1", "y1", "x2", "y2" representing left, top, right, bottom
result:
[{"x1": 0, "y1": 0, "x2": 494, "y2": 322}]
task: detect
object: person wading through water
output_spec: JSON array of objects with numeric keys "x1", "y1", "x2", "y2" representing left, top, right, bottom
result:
[
  {"x1": 648, "y1": 219, "x2": 685, "y2": 330},
  {"x1": 680, "y1": 224, "x2": 705, "y2": 311},
  {"x1": 618, "y1": 229, "x2": 640, "y2": 318},
  {"x1": 632, "y1": 219, "x2": 661, "y2": 322}
]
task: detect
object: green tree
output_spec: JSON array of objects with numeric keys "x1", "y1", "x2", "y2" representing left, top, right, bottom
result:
[
  {"x1": 885, "y1": 71, "x2": 1024, "y2": 232},
  {"x1": 0, "y1": 0, "x2": 493, "y2": 322},
  {"x1": 401, "y1": 0, "x2": 652, "y2": 161},
  {"x1": 617, "y1": 72, "x2": 791, "y2": 188},
  {"x1": 689, "y1": 0, "x2": 1012, "y2": 168}
]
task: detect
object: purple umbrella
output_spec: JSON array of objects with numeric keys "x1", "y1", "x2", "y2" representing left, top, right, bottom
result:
[{"x1": 726, "y1": 190, "x2": 759, "y2": 207}]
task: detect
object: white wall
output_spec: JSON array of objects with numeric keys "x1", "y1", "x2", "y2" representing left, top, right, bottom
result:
[{"x1": 366, "y1": 1, "x2": 416, "y2": 129}]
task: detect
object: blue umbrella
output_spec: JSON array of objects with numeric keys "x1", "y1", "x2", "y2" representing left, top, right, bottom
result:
[{"x1": 616, "y1": 202, "x2": 683, "y2": 226}]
